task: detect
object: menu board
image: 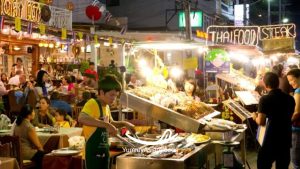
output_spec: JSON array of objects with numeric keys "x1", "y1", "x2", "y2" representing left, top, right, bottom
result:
[
  {"x1": 223, "y1": 100, "x2": 252, "y2": 121},
  {"x1": 235, "y1": 91, "x2": 260, "y2": 105}
]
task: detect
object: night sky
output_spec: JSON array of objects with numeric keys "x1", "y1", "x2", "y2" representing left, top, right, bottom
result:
[
  {"x1": 249, "y1": 0, "x2": 300, "y2": 50},
  {"x1": 287, "y1": 0, "x2": 300, "y2": 50}
]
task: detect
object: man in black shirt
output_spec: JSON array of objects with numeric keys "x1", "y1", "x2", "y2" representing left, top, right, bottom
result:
[{"x1": 252, "y1": 72, "x2": 295, "y2": 169}]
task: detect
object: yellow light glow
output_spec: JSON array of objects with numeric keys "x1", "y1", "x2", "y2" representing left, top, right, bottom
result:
[
  {"x1": 95, "y1": 43, "x2": 100, "y2": 48},
  {"x1": 170, "y1": 67, "x2": 183, "y2": 78},
  {"x1": 229, "y1": 53, "x2": 249, "y2": 63},
  {"x1": 1, "y1": 28, "x2": 9, "y2": 34},
  {"x1": 49, "y1": 43, "x2": 54, "y2": 48},
  {"x1": 138, "y1": 59, "x2": 147, "y2": 68},
  {"x1": 44, "y1": 43, "x2": 49, "y2": 48},
  {"x1": 13, "y1": 46, "x2": 21, "y2": 51},
  {"x1": 39, "y1": 43, "x2": 43, "y2": 47},
  {"x1": 81, "y1": 47, "x2": 85, "y2": 52},
  {"x1": 141, "y1": 67, "x2": 152, "y2": 77},
  {"x1": 56, "y1": 42, "x2": 61, "y2": 47},
  {"x1": 104, "y1": 42, "x2": 110, "y2": 46},
  {"x1": 198, "y1": 47, "x2": 208, "y2": 54},
  {"x1": 287, "y1": 57, "x2": 299, "y2": 65}
]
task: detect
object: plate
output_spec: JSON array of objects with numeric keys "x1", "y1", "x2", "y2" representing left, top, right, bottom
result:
[
  {"x1": 35, "y1": 128, "x2": 46, "y2": 132},
  {"x1": 52, "y1": 149, "x2": 80, "y2": 156},
  {"x1": 186, "y1": 134, "x2": 211, "y2": 145},
  {"x1": 0, "y1": 130, "x2": 10, "y2": 133}
]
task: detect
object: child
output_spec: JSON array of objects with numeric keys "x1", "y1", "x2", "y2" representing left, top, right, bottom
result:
[{"x1": 54, "y1": 109, "x2": 73, "y2": 128}]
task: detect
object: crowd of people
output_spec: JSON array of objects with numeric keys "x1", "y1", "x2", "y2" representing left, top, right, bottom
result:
[
  {"x1": 252, "y1": 65, "x2": 300, "y2": 169},
  {"x1": 1, "y1": 57, "x2": 300, "y2": 169}
]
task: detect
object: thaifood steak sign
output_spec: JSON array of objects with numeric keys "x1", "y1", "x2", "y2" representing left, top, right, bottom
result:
[{"x1": 206, "y1": 24, "x2": 296, "y2": 48}]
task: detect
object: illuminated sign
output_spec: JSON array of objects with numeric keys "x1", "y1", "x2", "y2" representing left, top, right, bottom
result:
[
  {"x1": 0, "y1": 0, "x2": 72, "y2": 30},
  {"x1": 260, "y1": 24, "x2": 296, "y2": 40},
  {"x1": 206, "y1": 26, "x2": 259, "y2": 46},
  {"x1": 178, "y1": 11, "x2": 203, "y2": 28},
  {"x1": 196, "y1": 30, "x2": 207, "y2": 39},
  {"x1": 0, "y1": 0, "x2": 41, "y2": 23},
  {"x1": 206, "y1": 24, "x2": 296, "y2": 47},
  {"x1": 234, "y1": 4, "x2": 249, "y2": 26}
]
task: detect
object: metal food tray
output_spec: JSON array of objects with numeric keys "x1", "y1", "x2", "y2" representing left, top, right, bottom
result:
[
  {"x1": 116, "y1": 144, "x2": 211, "y2": 169},
  {"x1": 120, "y1": 92, "x2": 219, "y2": 133}
]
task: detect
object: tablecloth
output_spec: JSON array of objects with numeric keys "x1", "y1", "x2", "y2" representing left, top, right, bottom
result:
[
  {"x1": 0, "y1": 157, "x2": 20, "y2": 169},
  {"x1": 42, "y1": 150, "x2": 123, "y2": 169}
]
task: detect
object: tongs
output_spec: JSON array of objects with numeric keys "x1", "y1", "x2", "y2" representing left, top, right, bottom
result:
[
  {"x1": 127, "y1": 128, "x2": 139, "y2": 139},
  {"x1": 116, "y1": 134, "x2": 136, "y2": 147}
]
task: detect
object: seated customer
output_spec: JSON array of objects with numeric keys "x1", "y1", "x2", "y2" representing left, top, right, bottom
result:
[
  {"x1": 32, "y1": 97, "x2": 56, "y2": 127},
  {"x1": 76, "y1": 91, "x2": 91, "y2": 107},
  {"x1": 54, "y1": 109, "x2": 75, "y2": 128},
  {"x1": 50, "y1": 92, "x2": 72, "y2": 116},
  {"x1": 13, "y1": 104, "x2": 45, "y2": 169}
]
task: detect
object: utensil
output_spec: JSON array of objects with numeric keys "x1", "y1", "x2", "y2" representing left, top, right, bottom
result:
[{"x1": 116, "y1": 134, "x2": 136, "y2": 147}]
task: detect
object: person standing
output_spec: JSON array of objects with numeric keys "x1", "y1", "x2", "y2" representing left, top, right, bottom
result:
[
  {"x1": 287, "y1": 69, "x2": 300, "y2": 169},
  {"x1": 78, "y1": 75, "x2": 135, "y2": 169},
  {"x1": 252, "y1": 72, "x2": 295, "y2": 169},
  {"x1": 14, "y1": 57, "x2": 26, "y2": 75},
  {"x1": 84, "y1": 62, "x2": 98, "y2": 81},
  {"x1": 35, "y1": 70, "x2": 49, "y2": 98}
]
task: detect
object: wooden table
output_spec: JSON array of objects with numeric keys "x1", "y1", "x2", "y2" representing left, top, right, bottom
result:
[
  {"x1": 42, "y1": 150, "x2": 124, "y2": 169},
  {"x1": 0, "y1": 157, "x2": 20, "y2": 169},
  {"x1": 0, "y1": 128, "x2": 83, "y2": 151}
]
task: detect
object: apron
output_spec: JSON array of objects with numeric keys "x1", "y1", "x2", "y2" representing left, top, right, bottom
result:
[{"x1": 85, "y1": 99, "x2": 110, "y2": 169}]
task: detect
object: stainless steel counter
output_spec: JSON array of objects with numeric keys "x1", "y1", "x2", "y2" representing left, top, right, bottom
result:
[
  {"x1": 116, "y1": 143, "x2": 213, "y2": 169},
  {"x1": 120, "y1": 92, "x2": 219, "y2": 133}
]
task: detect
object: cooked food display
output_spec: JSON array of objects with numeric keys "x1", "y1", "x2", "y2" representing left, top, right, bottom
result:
[
  {"x1": 126, "y1": 141, "x2": 195, "y2": 159},
  {"x1": 186, "y1": 133, "x2": 211, "y2": 144},
  {"x1": 129, "y1": 86, "x2": 214, "y2": 119}
]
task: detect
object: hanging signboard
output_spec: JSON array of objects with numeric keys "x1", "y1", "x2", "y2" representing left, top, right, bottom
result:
[
  {"x1": 48, "y1": 6, "x2": 72, "y2": 30},
  {"x1": 0, "y1": 0, "x2": 41, "y2": 23},
  {"x1": 205, "y1": 49, "x2": 230, "y2": 73},
  {"x1": 0, "y1": 0, "x2": 72, "y2": 30},
  {"x1": 262, "y1": 37, "x2": 295, "y2": 52},
  {"x1": 183, "y1": 56, "x2": 198, "y2": 69},
  {"x1": 206, "y1": 26, "x2": 260, "y2": 46}
]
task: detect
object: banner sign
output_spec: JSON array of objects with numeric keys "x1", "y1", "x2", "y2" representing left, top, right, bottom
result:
[
  {"x1": 0, "y1": 0, "x2": 72, "y2": 30},
  {"x1": 207, "y1": 26, "x2": 260, "y2": 46},
  {"x1": 48, "y1": 6, "x2": 72, "y2": 30}
]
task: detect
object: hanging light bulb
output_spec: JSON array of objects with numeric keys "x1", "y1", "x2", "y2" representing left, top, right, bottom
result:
[
  {"x1": 49, "y1": 43, "x2": 54, "y2": 48},
  {"x1": 39, "y1": 43, "x2": 43, "y2": 47}
]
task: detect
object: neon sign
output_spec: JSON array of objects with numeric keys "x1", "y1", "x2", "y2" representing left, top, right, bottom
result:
[
  {"x1": 260, "y1": 24, "x2": 296, "y2": 40},
  {"x1": 207, "y1": 26, "x2": 259, "y2": 46},
  {"x1": 206, "y1": 24, "x2": 297, "y2": 46}
]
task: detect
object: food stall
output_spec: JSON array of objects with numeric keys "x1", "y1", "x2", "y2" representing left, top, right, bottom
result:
[{"x1": 115, "y1": 41, "x2": 248, "y2": 169}]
